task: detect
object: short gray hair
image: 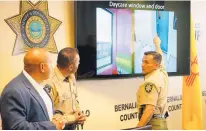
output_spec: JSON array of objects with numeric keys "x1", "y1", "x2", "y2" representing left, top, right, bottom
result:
[{"x1": 144, "y1": 51, "x2": 162, "y2": 64}]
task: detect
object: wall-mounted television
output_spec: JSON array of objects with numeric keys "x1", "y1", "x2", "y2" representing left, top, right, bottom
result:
[{"x1": 75, "y1": 1, "x2": 190, "y2": 80}]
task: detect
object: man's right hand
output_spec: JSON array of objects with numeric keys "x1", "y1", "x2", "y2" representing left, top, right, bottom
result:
[
  {"x1": 74, "y1": 111, "x2": 86, "y2": 124},
  {"x1": 153, "y1": 34, "x2": 165, "y2": 68},
  {"x1": 52, "y1": 114, "x2": 66, "y2": 130},
  {"x1": 153, "y1": 35, "x2": 161, "y2": 47}
]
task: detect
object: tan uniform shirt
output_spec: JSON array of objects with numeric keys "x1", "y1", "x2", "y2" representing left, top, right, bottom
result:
[
  {"x1": 47, "y1": 66, "x2": 80, "y2": 123},
  {"x1": 136, "y1": 66, "x2": 168, "y2": 115}
]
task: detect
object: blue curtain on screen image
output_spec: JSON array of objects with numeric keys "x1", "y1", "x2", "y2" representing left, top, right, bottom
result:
[{"x1": 156, "y1": 11, "x2": 169, "y2": 53}]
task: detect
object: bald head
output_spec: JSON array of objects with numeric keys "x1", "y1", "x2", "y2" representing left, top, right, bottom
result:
[{"x1": 24, "y1": 48, "x2": 52, "y2": 83}]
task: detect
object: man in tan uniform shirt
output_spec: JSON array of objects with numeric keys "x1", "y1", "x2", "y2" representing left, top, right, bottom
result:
[
  {"x1": 136, "y1": 35, "x2": 169, "y2": 130},
  {"x1": 46, "y1": 47, "x2": 86, "y2": 130}
]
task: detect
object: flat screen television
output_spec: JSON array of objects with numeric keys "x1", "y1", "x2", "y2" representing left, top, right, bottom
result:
[{"x1": 75, "y1": 1, "x2": 190, "y2": 80}]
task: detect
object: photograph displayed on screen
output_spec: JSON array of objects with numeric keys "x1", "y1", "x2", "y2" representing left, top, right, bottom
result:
[
  {"x1": 96, "y1": 8, "x2": 177, "y2": 75},
  {"x1": 75, "y1": 1, "x2": 190, "y2": 79}
]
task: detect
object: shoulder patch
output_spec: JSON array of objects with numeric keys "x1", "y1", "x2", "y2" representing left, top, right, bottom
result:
[{"x1": 145, "y1": 82, "x2": 155, "y2": 93}]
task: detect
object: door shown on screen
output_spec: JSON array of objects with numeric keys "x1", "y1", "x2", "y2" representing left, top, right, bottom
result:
[
  {"x1": 96, "y1": 8, "x2": 133, "y2": 75},
  {"x1": 96, "y1": 8, "x2": 113, "y2": 74}
]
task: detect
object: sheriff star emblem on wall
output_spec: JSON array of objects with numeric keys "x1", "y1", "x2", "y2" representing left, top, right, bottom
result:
[{"x1": 5, "y1": 0, "x2": 62, "y2": 55}]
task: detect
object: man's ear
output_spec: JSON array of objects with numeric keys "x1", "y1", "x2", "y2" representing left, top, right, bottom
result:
[
  {"x1": 69, "y1": 64, "x2": 73, "y2": 71},
  {"x1": 40, "y1": 63, "x2": 45, "y2": 72},
  {"x1": 156, "y1": 63, "x2": 160, "y2": 69},
  {"x1": 154, "y1": 63, "x2": 159, "y2": 69}
]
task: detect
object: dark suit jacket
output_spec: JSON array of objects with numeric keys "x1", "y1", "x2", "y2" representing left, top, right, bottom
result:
[{"x1": 0, "y1": 72, "x2": 56, "y2": 130}]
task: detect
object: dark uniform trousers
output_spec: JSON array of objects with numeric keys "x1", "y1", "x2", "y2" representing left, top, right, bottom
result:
[{"x1": 64, "y1": 124, "x2": 77, "y2": 130}]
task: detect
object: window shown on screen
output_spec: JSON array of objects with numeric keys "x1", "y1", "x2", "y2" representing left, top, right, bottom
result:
[{"x1": 96, "y1": 8, "x2": 112, "y2": 69}]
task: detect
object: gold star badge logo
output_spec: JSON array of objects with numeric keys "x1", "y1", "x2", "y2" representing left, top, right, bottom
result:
[{"x1": 5, "y1": 1, "x2": 62, "y2": 55}]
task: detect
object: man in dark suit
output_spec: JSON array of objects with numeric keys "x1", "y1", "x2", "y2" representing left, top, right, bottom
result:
[{"x1": 0, "y1": 48, "x2": 65, "y2": 130}]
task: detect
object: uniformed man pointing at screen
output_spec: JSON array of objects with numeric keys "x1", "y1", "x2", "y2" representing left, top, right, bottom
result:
[{"x1": 136, "y1": 35, "x2": 169, "y2": 130}]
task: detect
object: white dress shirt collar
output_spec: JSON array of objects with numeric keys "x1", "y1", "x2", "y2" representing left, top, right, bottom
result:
[{"x1": 23, "y1": 70, "x2": 53, "y2": 120}]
